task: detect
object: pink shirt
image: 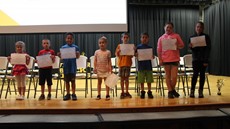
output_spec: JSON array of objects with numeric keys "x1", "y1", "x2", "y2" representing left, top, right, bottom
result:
[
  {"x1": 157, "y1": 33, "x2": 184, "y2": 63},
  {"x1": 94, "y1": 49, "x2": 111, "y2": 73}
]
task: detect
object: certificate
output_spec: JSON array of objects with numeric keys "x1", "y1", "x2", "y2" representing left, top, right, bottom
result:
[
  {"x1": 120, "y1": 44, "x2": 134, "y2": 55},
  {"x1": 105, "y1": 73, "x2": 119, "y2": 89},
  {"x1": 162, "y1": 39, "x2": 177, "y2": 50},
  {"x1": 137, "y1": 48, "x2": 153, "y2": 61},
  {"x1": 11, "y1": 53, "x2": 26, "y2": 65},
  {"x1": 60, "y1": 47, "x2": 76, "y2": 59},
  {"x1": 190, "y1": 35, "x2": 206, "y2": 48},
  {"x1": 36, "y1": 54, "x2": 53, "y2": 68}
]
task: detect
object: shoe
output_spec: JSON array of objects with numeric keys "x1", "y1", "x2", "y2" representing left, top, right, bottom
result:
[
  {"x1": 190, "y1": 90, "x2": 195, "y2": 98},
  {"x1": 96, "y1": 95, "x2": 101, "y2": 100},
  {"x1": 172, "y1": 90, "x2": 180, "y2": 98},
  {"x1": 198, "y1": 90, "x2": 204, "y2": 98},
  {"x1": 140, "y1": 91, "x2": 146, "y2": 99},
  {"x1": 147, "y1": 91, "x2": 154, "y2": 99},
  {"x1": 63, "y1": 94, "x2": 71, "y2": 101},
  {"x1": 38, "y1": 94, "x2": 45, "y2": 101},
  {"x1": 47, "y1": 93, "x2": 51, "y2": 100},
  {"x1": 106, "y1": 95, "x2": 110, "y2": 100},
  {"x1": 168, "y1": 91, "x2": 174, "y2": 99},
  {"x1": 16, "y1": 95, "x2": 24, "y2": 100},
  {"x1": 72, "y1": 94, "x2": 77, "y2": 101},
  {"x1": 125, "y1": 92, "x2": 132, "y2": 98},
  {"x1": 120, "y1": 93, "x2": 125, "y2": 99}
]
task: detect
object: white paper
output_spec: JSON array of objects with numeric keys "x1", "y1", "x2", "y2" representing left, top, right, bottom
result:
[
  {"x1": 60, "y1": 47, "x2": 76, "y2": 59},
  {"x1": 162, "y1": 39, "x2": 177, "y2": 50},
  {"x1": 120, "y1": 44, "x2": 134, "y2": 55},
  {"x1": 104, "y1": 73, "x2": 119, "y2": 89},
  {"x1": 36, "y1": 54, "x2": 53, "y2": 68},
  {"x1": 137, "y1": 48, "x2": 153, "y2": 61},
  {"x1": 11, "y1": 53, "x2": 27, "y2": 65},
  {"x1": 190, "y1": 35, "x2": 206, "y2": 48}
]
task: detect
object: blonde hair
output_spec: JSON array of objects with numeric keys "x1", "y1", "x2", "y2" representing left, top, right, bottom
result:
[
  {"x1": 15, "y1": 41, "x2": 26, "y2": 52},
  {"x1": 98, "y1": 36, "x2": 108, "y2": 43}
]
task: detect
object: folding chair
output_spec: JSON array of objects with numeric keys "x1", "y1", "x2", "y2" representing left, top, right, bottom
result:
[{"x1": 0, "y1": 57, "x2": 10, "y2": 98}]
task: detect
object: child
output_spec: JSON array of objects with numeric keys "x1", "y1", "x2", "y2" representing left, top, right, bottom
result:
[
  {"x1": 115, "y1": 33, "x2": 133, "y2": 99},
  {"x1": 37, "y1": 39, "x2": 55, "y2": 100},
  {"x1": 189, "y1": 21, "x2": 211, "y2": 98},
  {"x1": 157, "y1": 22, "x2": 184, "y2": 99},
  {"x1": 60, "y1": 32, "x2": 80, "y2": 101},
  {"x1": 8, "y1": 41, "x2": 30, "y2": 100},
  {"x1": 94, "y1": 36, "x2": 112, "y2": 100},
  {"x1": 136, "y1": 32, "x2": 154, "y2": 99}
]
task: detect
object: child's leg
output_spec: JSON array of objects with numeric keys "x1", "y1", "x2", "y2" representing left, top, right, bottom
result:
[
  {"x1": 15, "y1": 75, "x2": 22, "y2": 95},
  {"x1": 71, "y1": 80, "x2": 76, "y2": 94},
  {"x1": 140, "y1": 83, "x2": 144, "y2": 91},
  {"x1": 171, "y1": 65, "x2": 178, "y2": 90},
  {"x1": 47, "y1": 85, "x2": 51, "y2": 94},
  {"x1": 97, "y1": 78, "x2": 102, "y2": 95},
  {"x1": 124, "y1": 77, "x2": 129, "y2": 93},
  {"x1": 41, "y1": 85, "x2": 45, "y2": 95},
  {"x1": 104, "y1": 78, "x2": 110, "y2": 96},
  {"x1": 21, "y1": 75, "x2": 26, "y2": 96},
  {"x1": 147, "y1": 83, "x2": 151, "y2": 91},
  {"x1": 120, "y1": 77, "x2": 125, "y2": 93},
  {"x1": 65, "y1": 81, "x2": 70, "y2": 94}
]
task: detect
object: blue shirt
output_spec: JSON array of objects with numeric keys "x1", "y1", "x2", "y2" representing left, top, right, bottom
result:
[
  {"x1": 136, "y1": 44, "x2": 153, "y2": 71},
  {"x1": 61, "y1": 43, "x2": 80, "y2": 74}
]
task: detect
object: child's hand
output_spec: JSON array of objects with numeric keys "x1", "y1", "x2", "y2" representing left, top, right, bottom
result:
[
  {"x1": 57, "y1": 52, "x2": 61, "y2": 57},
  {"x1": 189, "y1": 43, "x2": 193, "y2": 48},
  {"x1": 76, "y1": 51, "x2": 80, "y2": 59},
  {"x1": 50, "y1": 55, "x2": 55, "y2": 63},
  {"x1": 25, "y1": 55, "x2": 30, "y2": 65},
  {"x1": 93, "y1": 68, "x2": 97, "y2": 74},
  {"x1": 7, "y1": 56, "x2": 11, "y2": 62}
]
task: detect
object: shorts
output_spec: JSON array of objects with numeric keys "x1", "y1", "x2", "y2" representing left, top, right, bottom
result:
[
  {"x1": 97, "y1": 71, "x2": 109, "y2": 78},
  {"x1": 64, "y1": 73, "x2": 76, "y2": 82},
  {"x1": 137, "y1": 70, "x2": 153, "y2": 83},
  {"x1": 119, "y1": 67, "x2": 130, "y2": 78},
  {"x1": 39, "y1": 68, "x2": 52, "y2": 86},
  {"x1": 162, "y1": 61, "x2": 179, "y2": 66}
]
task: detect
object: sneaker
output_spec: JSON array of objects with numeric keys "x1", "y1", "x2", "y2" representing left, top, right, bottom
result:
[
  {"x1": 125, "y1": 92, "x2": 132, "y2": 98},
  {"x1": 198, "y1": 90, "x2": 204, "y2": 98},
  {"x1": 140, "y1": 91, "x2": 146, "y2": 99},
  {"x1": 172, "y1": 90, "x2": 180, "y2": 98},
  {"x1": 96, "y1": 95, "x2": 101, "y2": 100},
  {"x1": 168, "y1": 91, "x2": 174, "y2": 99},
  {"x1": 147, "y1": 91, "x2": 154, "y2": 99},
  {"x1": 63, "y1": 94, "x2": 71, "y2": 101},
  {"x1": 72, "y1": 94, "x2": 77, "y2": 101},
  {"x1": 120, "y1": 93, "x2": 125, "y2": 99},
  {"x1": 38, "y1": 94, "x2": 45, "y2": 101},
  {"x1": 106, "y1": 95, "x2": 110, "y2": 100},
  {"x1": 47, "y1": 93, "x2": 51, "y2": 100},
  {"x1": 16, "y1": 95, "x2": 24, "y2": 100}
]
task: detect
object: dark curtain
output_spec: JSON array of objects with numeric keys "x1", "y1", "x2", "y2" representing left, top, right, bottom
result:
[
  {"x1": 0, "y1": 5, "x2": 199, "y2": 61},
  {"x1": 204, "y1": 0, "x2": 230, "y2": 76}
]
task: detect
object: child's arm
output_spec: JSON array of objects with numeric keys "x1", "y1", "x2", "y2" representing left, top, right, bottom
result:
[
  {"x1": 25, "y1": 55, "x2": 30, "y2": 65},
  {"x1": 115, "y1": 45, "x2": 120, "y2": 57},
  {"x1": 93, "y1": 55, "x2": 97, "y2": 74},
  {"x1": 76, "y1": 51, "x2": 80, "y2": 59},
  {"x1": 108, "y1": 57, "x2": 112, "y2": 73}
]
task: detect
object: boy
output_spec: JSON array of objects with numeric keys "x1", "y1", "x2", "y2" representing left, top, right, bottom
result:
[
  {"x1": 115, "y1": 33, "x2": 133, "y2": 99},
  {"x1": 136, "y1": 32, "x2": 154, "y2": 99},
  {"x1": 60, "y1": 32, "x2": 80, "y2": 101},
  {"x1": 38, "y1": 39, "x2": 55, "y2": 100}
]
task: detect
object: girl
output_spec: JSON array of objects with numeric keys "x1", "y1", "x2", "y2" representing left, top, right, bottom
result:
[
  {"x1": 157, "y1": 22, "x2": 184, "y2": 99},
  {"x1": 94, "y1": 36, "x2": 112, "y2": 100},
  {"x1": 9, "y1": 41, "x2": 30, "y2": 100}
]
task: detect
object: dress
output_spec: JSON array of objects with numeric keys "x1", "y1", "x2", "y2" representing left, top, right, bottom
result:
[{"x1": 12, "y1": 53, "x2": 29, "y2": 76}]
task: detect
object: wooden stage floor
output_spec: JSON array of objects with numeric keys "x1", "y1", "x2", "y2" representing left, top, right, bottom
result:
[{"x1": 0, "y1": 75, "x2": 230, "y2": 114}]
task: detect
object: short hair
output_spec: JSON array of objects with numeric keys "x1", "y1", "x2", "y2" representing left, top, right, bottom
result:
[
  {"x1": 165, "y1": 22, "x2": 174, "y2": 28},
  {"x1": 197, "y1": 21, "x2": 204, "y2": 28},
  {"x1": 121, "y1": 32, "x2": 129, "y2": 37},
  {"x1": 98, "y1": 36, "x2": 108, "y2": 43},
  {"x1": 65, "y1": 32, "x2": 74, "y2": 38},
  {"x1": 15, "y1": 41, "x2": 26, "y2": 52},
  {"x1": 42, "y1": 39, "x2": 51, "y2": 45},
  {"x1": 141, "y1": 32, "x2": 149, "y2": 37}
]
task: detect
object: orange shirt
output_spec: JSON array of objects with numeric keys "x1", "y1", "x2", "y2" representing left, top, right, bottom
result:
[{"x1": 115, "y1": 44, "x2": 132, "y2": 67}]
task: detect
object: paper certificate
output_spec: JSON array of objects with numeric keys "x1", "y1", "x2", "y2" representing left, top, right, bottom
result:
[
  {"x1": 190, "y1": 35, "x2": 206, "y2": 48},
  {"x1": 137, "y1": 48, "x2": 153, "y2": 61},
  {"x1": 36, "y1": 54, "x2": 53, "y2": 68},
  {"x1": 162, "y1": 39, "x2": 177, "y2": 50},
  {"x1": 105, "y1": 73, "x2": 119, "y2": 89},
  {"x1": 120, "y1": 44, "x2": 134, "y2": 55},
  {"x1": 60, "y1": 47, "x2": 76, "y2": 59},
  {"x1": 11, "y1": 53, "x2": 27, "y2": 65}
]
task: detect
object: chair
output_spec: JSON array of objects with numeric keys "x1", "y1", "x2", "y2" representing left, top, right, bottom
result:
[
  {"x1": 151, "y1": 56, "x2": 163, "y2": 96},
  {"x1": 130, "y1": 56, "x2": 138, "y2": 93},
  {"x1": 26, "y1": 56, "x2": 36, "y2": 98},
  {"x1": 76, "y1": 55, "x2": 88, "y2": 98},
  {"x1": 183, "y1": 54, "x2": 211, "y2": 95},
  {"x1": 0, "y1": 57, "x2": 9, "y2": 98}
]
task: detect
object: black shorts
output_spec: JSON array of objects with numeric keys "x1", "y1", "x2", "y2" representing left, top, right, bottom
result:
[
  {"x1": 64, "y1": 73, "x2": 75, "y2": 82},
  {"x1": 39, "y1": 68, "x2": 53, "y2": 86},
  {"x1": 162, "y1": 61, "x2": 179, "y2": 66}
]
